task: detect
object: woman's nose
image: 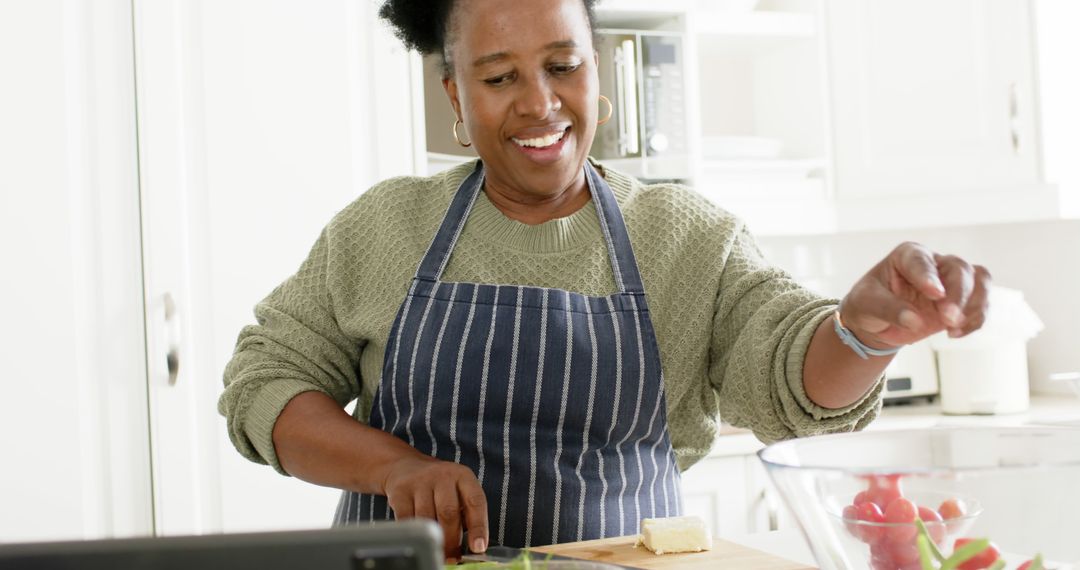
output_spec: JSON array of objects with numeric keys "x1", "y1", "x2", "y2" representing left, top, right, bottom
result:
[{"x1": 514, "y1": 75, "x2": 561, "y2": 119}]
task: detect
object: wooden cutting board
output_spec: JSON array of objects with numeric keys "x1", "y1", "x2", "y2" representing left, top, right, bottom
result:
[{"x1": 530, "y1": 535, "x2": 815, "y2": 570}]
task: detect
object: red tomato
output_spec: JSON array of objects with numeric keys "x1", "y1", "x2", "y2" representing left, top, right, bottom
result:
[
  {"x1": 888, "y1": 540, "x2": 921, "y2": 566},
  {"x1": 939, "y1": 498, "x2": 968, "y2": 533},
  {"x1": 854, "y1": 490, "x2": 873, "y2": 506},
  {"x1": 954, "y1": 538, "x2": 1001, "y2": 570},
  {"x1": 1018, "y1": 560, "x2": 1035, "y2": 570},
  {"x1": 917, "y1": 505, "x2": 946, "y2": 545},
  {"x1": 884, "y1": 498, "x2": 918, "y2": 543},
  {"x1": 870, "y1": 555, "x2": 897, "y2": 570},
  {"x1": 939, "y1": 497, "x2": 966, "y2": 519},
  {"x1": 867, "y1": 475, "x2": 904, "y2": 508},
  {"x1": 856, "y1": 502, "x2": 886, "y2": 544}
]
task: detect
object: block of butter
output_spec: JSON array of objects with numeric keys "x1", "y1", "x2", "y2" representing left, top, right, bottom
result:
[{"x1": 637, "y1": 516, "x2": 713, "y2": 555}]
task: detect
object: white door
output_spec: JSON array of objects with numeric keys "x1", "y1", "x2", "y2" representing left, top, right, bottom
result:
[
  {"x1": 133, "y1": 0, "x2": 421, "y2": 534},
  {"x1": 0, "y1": 0, "x2": 153, "y2": 542},
  {"x1": 827, "y1": 0, "x2": 1041, "y2": 200}
]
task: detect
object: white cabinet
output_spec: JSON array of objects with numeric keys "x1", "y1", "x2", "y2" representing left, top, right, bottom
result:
[
  {"x1": 826, "y1": 0, "x2": 1061, "y2": 231},
  {"x1": 679, "y1": 440, "x2": 794, "y2": 536},
  {"x1": 585, "y1": 0, "x2": 1068, "y2": 234},
  {"x1": 688, "y1": 1, "x2": 837, "y2": 237},
  {"x1": 680, "y1": 456, "x2": 751, "y2": 537},
  {"x1": 131, "y1": 0, "x2": 418, "y2": 535},
  {"x1": 0, "y1": 0, "x2": 153, "y2": 542},
  {"x1": 3, "y1": 0, "x2": 420, "y2": 542}
]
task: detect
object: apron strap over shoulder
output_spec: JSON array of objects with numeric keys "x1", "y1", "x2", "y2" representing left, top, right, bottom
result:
[
  {"x1": 414, "y1": 162, "x2": 486, "y2": 283},
  {"x1": 414, "y1": 161, "x2": 646, "y2": 295}
]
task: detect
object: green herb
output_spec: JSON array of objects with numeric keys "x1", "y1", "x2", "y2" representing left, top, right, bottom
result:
[
  {"x1": 913, "y1": 519, "x2": 1046, "y2": 570},
  {"x1": 940, "y1": 537, "x2": 991, "y2": 570}
]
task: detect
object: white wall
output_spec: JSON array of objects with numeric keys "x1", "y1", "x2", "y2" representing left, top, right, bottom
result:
[{"x1": 1034, "y1": 0, "x2": 1080, "y2": 215}]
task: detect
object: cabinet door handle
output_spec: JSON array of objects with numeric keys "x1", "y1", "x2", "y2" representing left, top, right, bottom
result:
[
  {"x1": 751, "y1": 488, "x2": 780, "y2": 532},
  {"x1": 1009, "y1": 82, "x2": 1023, "y2": 156},
  {"x1": 163, "y1": 292, "x2": 180, "y2": 386},
  {"x1": 760, "y1": 489, "x2": 779, "y2": 531}
]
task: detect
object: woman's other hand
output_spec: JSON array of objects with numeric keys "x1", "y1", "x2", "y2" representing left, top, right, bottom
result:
[
  {"x1": 840, "y1": 241, "x2": 992, "y2": 349},
  {"x1": 271, "y1": 392, "x2": 489, "y2": 562},
  {"x1": 382, "y1": 455, "x2": 489, "y2": 562}
]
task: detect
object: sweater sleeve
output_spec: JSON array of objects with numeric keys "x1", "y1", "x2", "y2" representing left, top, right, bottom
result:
[
  {"x1": 708, "y1": 223, "x2": 883, "y2": 444},
  {"x1": 218, "y1": 229, "x2": 363, "y2": 475}
]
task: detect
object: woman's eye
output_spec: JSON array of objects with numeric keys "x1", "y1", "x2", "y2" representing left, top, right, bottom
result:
[
  {"x1": 550, "y1": 63, "x2": 581, "y2": 75},
  {"x1": 484, "y1": 73, "x2": 514, "y2": 86}
]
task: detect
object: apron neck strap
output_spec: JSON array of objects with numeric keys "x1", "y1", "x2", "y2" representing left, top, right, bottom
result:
[{"x1": 414, "y1": 161, "x2": 646, "y2": 295}]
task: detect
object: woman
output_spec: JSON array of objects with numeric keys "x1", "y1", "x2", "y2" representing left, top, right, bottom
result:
[{"x1": 218, "y1": 0, "x2": 991, "y2": 560}]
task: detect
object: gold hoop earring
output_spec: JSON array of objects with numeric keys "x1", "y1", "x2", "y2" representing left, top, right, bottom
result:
[
  {"x1": 452, "y1": 119, "x2": 472, "y2": 147},
  {"x1": 597, "y1": 94, "x2": 613, "y2": 126}
]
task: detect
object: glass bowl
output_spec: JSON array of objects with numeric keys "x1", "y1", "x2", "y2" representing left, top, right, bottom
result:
[{"x1": 758, "y1": 427, "x2": 1080, "y2": 570}]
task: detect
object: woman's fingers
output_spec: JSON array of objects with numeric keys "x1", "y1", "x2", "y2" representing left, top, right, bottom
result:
[
  {"x1": 933, "y1": 253, "x2": 976, "y2": 333},
  {"x1": 458, "y1": 476, "x2": 489, "y2": 555},
  {"x1": 412, "y1": 488, "x2": 436, "y2": 522},
  {"x1": 382, "y1": 456, "x2": 487, "y2": 560},
  {"x1": 891, "y1": 242, "x2": 947, "y2": 301},
  {"x1": 953, "y1": 264, "x2": 992, "y2": 337},
  {"x1": 843, "y1": 242, "x2": 996, "y2": 347},
  {"x1": 389, "y1": 494, "x2": 414, "y2": 520},
  {"x1": 434, "y1": 478, "x2": 463, "y2": 560}
]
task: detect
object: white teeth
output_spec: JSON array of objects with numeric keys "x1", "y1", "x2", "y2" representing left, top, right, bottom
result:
[{"x1": 512, "y1": 129, "x2": 566, "y2": 148}]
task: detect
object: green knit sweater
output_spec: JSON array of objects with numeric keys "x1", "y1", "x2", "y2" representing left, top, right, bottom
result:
[{"x1": 219, "y1": 160, "x2": 883, "y2": 475}]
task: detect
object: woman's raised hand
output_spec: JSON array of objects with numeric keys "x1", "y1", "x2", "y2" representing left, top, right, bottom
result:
[
  {"x1": 838, "y1": 241, "x2": 992, "y2": 350},
  {"x1": 381, "y1": 454, "x2": 489, "y2": 562}
]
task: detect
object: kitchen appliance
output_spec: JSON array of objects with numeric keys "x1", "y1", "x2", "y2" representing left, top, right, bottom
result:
[
  {"x1": 758, "y1": 427, "x2": 1080, "y2": 569},
  {"x1": 882, "y1": 338, "x2": 939, "y2": 404},
  {"x1": 592, "y1": 30, "x2": 690, "y2": 181},
  {"x1": 929, "y1": 286, "x2": 1043, "y2": 415},
  {"x1": 936, "y1": 340, "x2": 1031, "y2": 415},
  {"x1": 0, "y1": 520, "x2": 441, "y2": 570}
]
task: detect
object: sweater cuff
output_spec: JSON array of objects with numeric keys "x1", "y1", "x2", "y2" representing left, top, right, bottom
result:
[
  {"x1": 243, "y1": 379, "x2": 326, "y2": 476},
  {"x1": 785, "y1": 303, "x2": 885, "y2": 421}
]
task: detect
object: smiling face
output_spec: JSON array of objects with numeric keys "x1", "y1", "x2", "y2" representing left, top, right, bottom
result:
[{"x1": 442, "y1": 0, "x2": 598, "y2": 204}]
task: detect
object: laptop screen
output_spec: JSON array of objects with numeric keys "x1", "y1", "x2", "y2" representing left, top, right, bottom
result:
[{"x1": 0, "y1": 520, "x2": 442, "y2": 570}]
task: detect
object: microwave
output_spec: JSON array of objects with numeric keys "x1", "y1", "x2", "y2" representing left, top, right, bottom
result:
[{"x1": 592, "y1": 30, "x2": 691, "y2": 182}]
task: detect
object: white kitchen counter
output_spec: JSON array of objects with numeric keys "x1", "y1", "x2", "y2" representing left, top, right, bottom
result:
[{"x1": 708, "y1": 394, "x2": 1080, "y2": 458}]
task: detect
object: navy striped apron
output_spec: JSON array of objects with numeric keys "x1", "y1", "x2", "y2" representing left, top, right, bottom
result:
[{"x1": 334, "y1": 162, "x2": 681, "y2": 547}]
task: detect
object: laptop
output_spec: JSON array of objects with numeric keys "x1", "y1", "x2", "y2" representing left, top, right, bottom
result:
[{"x1": 0, "y1": 520, "x2": 442, "y2": 570}]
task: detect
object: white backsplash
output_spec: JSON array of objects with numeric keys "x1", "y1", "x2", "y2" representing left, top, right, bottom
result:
[{"x1": 757, "y1": 219, "x2": 1080, "y2": 396}]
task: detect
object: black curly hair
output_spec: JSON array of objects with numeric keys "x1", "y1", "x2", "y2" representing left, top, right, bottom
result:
[{"x1": 378, "y1": 0, "x2": 599, "y2": 78}]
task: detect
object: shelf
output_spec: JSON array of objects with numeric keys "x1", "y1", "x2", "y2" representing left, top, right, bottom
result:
[
  {"x1": 700, "y1": 158, "x2": 826, "y2": 179},
  {"x1": 694, "y1": 178, "x2": 836, "y2": 236},
  {"x1": 594, "y1": 0, "x2": 690, "y2": 30},
  {"x1": 693, "y1": 11, "x2": 815, "y2": 38},
  {"x1": 834, "y1": 183, "x2": 1076, "y2": 233},
  {"x1": 595, "y1": 0, "x2": 816, "y2": 38}
]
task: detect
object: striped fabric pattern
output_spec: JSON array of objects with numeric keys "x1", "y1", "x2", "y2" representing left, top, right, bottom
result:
[{"x1": 336, "y1": 163, "x2": 681, "y2": 547}]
